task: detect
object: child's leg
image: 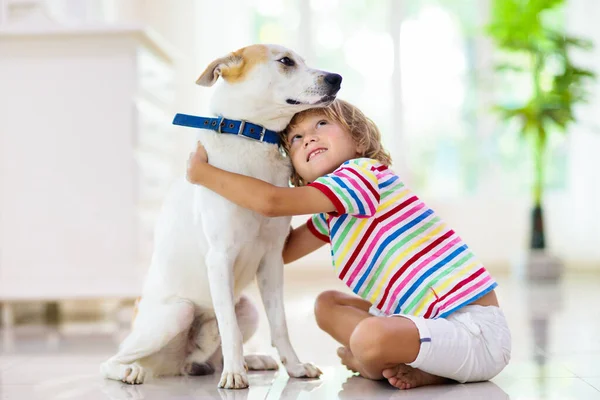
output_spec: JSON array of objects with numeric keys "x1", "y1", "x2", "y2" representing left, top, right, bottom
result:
[
  {"x1": 313, "y1": 290, "x2": 372, "y2": 347},
  {"x1": 346, "y1": 314, "x2": 443, "y2": 382},
  {"x1": 365, "y1": 306, "x2": 510, "y2": 390},
  {"x1": 314, "y1": 291, "x2": 447, "y2": 385},
  {"x1": 314, "y1": 291, "x2": 510, "y2": 390}
]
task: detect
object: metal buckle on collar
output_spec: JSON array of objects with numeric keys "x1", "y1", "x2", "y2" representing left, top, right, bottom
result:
[
  {"x1": 216, "y1": 116, "x2": 224, "y2": 134},
  {"x1": 259, "y1": 127, "x2": 266, "y2": 142},
  {"x1": 237, "y1": 120, "x2": 246, "y2": 136}
]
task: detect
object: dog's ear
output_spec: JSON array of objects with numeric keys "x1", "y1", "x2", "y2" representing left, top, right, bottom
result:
[{"x1": 196, "y1": 54, "x2": 242, "y2": 87}]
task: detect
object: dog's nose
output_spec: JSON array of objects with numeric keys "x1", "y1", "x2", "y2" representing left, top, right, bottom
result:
[{"x1": 324, "y1": 73, "x2": 342, "y2": 89}]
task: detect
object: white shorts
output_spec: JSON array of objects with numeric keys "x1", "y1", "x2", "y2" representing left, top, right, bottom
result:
[{"x1": 371, "y1": 305, "x2": 511, "y2": 383}]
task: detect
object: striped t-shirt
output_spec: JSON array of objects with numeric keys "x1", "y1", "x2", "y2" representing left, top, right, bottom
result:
[{"x1": 306, "y1": 158, "x2": 497, "y2": 319}]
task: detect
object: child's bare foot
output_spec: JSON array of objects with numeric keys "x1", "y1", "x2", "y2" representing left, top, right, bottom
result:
[
  {"x1": 382, "y1": 364, "x2": 451, "y2": 389},
  {"x1": 336, "y1": 347, "x2": 381, "y2": 380}
]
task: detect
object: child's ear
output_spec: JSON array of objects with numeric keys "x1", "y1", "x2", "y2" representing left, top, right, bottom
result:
[{"x1": 356, "y1": 143, "x2": 367, "y2": 156}]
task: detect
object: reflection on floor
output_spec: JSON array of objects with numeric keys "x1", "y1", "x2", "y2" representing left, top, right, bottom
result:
[{"x1": 2, "y1": 272, "x2": 600, "y2": 399}]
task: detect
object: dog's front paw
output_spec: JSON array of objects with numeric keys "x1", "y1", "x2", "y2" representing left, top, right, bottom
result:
[
  {"x1": 218, "y1": 370, "x2": 249, "y2": 389},
  {"x1": 285, "y1": 362, "x2": 322, "y2": 379}
]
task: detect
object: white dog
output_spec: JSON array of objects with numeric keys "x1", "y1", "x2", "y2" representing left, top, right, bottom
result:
[{"x1": 100, "y1": 44, "x2": 342, "y2": 389}]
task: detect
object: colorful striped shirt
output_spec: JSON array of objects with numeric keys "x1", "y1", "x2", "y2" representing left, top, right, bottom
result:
[{"x1": 306, "y1": 158, "x2": 497, "y2": 319}]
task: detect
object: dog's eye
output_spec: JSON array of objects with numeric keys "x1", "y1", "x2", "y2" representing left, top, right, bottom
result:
[{"x1": 278, "y1": 57, "x2": 295, "y2": 67}]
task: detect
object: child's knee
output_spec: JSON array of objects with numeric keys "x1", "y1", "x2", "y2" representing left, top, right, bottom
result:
[
  {"x1": 350, "y1": 316, "x2": 421, "y2": 366},
  {"x1": 349, "y1": 317, "x2": 388, "y2": 364}
]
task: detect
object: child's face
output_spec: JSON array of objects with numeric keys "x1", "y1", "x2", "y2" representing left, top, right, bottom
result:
[{"x1": 285, "y1": 113, "x2": 362, "y2": 183}]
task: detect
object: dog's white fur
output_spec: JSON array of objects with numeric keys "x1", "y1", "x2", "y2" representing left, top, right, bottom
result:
[{"x1": 100, "y1": 44, "x2": 341, "y2": 389}]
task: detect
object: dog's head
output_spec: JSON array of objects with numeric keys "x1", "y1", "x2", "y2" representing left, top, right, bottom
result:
[{"x1": 197, "y1": 44, "x2": 342, "y2": 132}]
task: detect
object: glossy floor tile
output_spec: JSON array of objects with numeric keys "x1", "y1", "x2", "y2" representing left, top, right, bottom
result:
[{"x1": 2, "y1": 272, "x2": 600, "y2": 399}]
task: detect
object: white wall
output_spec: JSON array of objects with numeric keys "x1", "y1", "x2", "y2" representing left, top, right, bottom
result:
[{"x1": 558, "y1": 0, "x2": 600, "y2": 268}]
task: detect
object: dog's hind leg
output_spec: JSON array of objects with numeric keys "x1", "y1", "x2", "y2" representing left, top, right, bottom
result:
[
  {"x1": 236, "y1": 295, "x2": 259, "y2": 342},
  {"x1": 101, "y1": 299, "x2": 195, "y2": 384},
  {"x1": 236, "y1": 295, "x2": 279, "y2": 371}
]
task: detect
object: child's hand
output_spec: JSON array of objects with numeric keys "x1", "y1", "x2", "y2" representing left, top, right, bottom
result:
[{"x1": 186, "y1": 142, "x2": 209, "y2": 184}]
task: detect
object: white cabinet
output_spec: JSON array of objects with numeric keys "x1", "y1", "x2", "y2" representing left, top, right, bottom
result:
[{"x1": 0, "y1": 25, "x2": 178, "y2": 309}]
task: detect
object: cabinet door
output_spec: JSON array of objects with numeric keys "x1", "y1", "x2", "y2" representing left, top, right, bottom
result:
[{"x1": 0, "y1": 37, "x2": 141, "y2": 299}]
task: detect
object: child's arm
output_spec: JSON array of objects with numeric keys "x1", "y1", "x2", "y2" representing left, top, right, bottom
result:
[
  {"x1": 187, "y1": 142, "x2": 336, "y2": 217},
  {"x1": 283, "y1": 224, "x2": 327, "y2": 264}
]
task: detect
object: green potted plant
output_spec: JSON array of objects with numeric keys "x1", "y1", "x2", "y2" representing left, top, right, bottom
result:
[{"x1": 487, "y1": 0, "x2": 596, "y2": 279}]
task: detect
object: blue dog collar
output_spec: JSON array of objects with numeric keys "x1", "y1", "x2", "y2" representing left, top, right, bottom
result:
[{"x1": 172, "y1": 113, "x2": 281, "y2": 145}]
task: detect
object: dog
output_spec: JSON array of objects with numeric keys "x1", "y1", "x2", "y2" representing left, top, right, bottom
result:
[{"x1": 100, "y1": 44, "x2": 342, "y2": 389}]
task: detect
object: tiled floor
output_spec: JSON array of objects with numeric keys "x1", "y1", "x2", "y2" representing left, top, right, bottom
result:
[{"x1": 2, "y1": 271, "x2": 600, "y2": 399}]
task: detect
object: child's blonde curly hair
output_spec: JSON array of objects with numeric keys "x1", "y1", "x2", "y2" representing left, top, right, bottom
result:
[{"x1": 281, "y1": 99, "x2": 392, "y2": 187}]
